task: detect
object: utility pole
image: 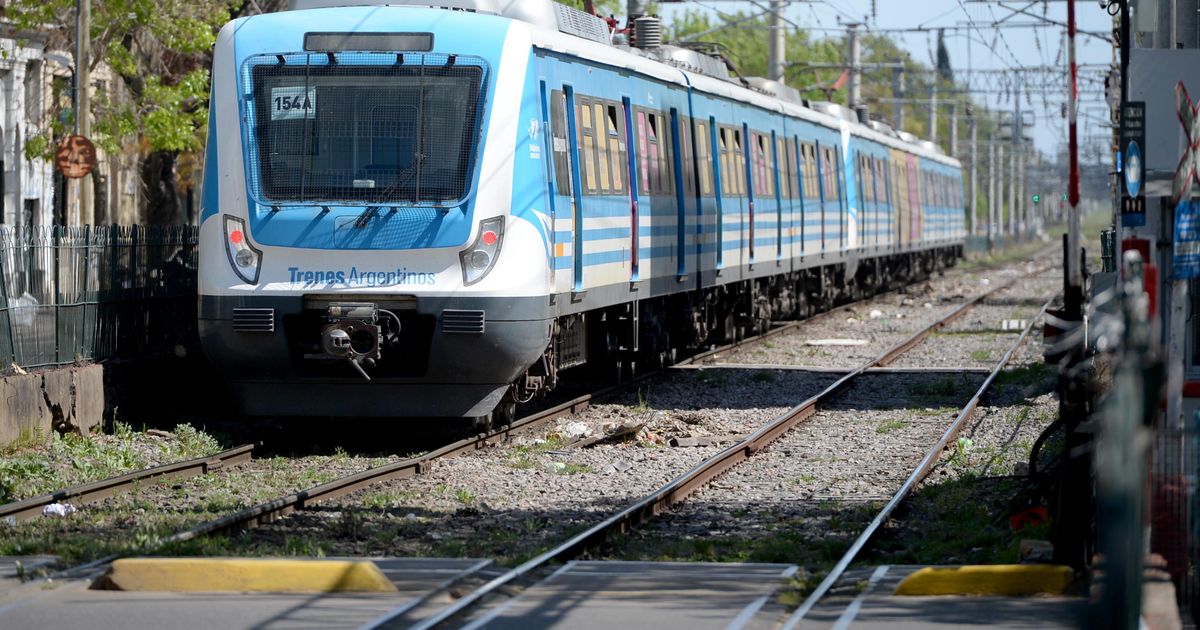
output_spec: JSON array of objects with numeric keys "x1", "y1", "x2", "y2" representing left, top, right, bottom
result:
[
  {"x1": 893, "y1": 68, "x2": 906, "y2": 130},
  {"x1": 1011, "y1": 84, "x2": 1021, "y2": 238},
  {"x1": 988, "y1": 141, "x2": 996, "y2": 251},
  {"x1": 999, "y1": 142, "x2": 1007, "y2": 238},
  {"x1": 929, "y1": 80, "x2": 938, "y2": 141},
  {"x1": 846, "y1": 23, "x2": 861, "y2": 108},
  {"x1": 76, "y1": 0, "x2": 92, "y2": 225},
  {"x1": 768, "y1": 0, "x2": 787, "y2": 83},
  {"x1": 969, "y1": 110, "x2": 977, "y2": 236},
  {"x1": 949, "y1": 101, "x2": 958, "y2": 157}
]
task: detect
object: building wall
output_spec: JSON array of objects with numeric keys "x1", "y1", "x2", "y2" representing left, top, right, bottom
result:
[{"x1": 0, "y1": 36, "x2": 146, "y2": 228}]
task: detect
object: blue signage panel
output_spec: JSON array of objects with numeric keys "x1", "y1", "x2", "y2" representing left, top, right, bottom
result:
[{"x1": 1173, "y1": 200, "x2": 1200, "y2": 279}]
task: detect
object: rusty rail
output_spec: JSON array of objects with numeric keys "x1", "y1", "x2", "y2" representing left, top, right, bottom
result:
[
  {"x1": 781, "y1": 292, "x2": 1056, "y2": 627},
  {"x1": 395, "y1": 268, "x2": 1053, "y2": 630},
  {"x1": 0, "y1": 444, "x2": 255, "y2": 524}
]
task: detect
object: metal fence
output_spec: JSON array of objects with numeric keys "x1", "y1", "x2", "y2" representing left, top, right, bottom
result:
[{"x1": 0, "y1": 225, "x2": 198, "y2": 369}]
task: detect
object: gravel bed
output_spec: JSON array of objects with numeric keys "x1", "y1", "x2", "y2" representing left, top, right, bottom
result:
[
  {"x1": 601, "y1": 264, "x2": 1061, "y2": 573},
  {"x1": 711, "y1": 263, "x2": 1049, "y2": 371},
  {"x1": 210, "y1": 368, "x2": 841, "y2": 563}
]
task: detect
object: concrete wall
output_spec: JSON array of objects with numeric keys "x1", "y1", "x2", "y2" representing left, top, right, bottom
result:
[{"x1": 0, "y1": 363, "x2": 103, "y2": 447}]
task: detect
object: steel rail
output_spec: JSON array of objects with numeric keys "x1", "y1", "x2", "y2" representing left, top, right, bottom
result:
[
  {"x1": 781, "y1": 293, "x2": 1057, "y2": 627},
  {"x1": 0, "y1": 443, "x2": 255, "y2": 524},
  {"x1": 21, "y1": 253, "x2": 1051, "y2": 589},
  {"x1": 681, "y1": 245, "x2": 1056, "y2": 367},
  {"x1": 397, "y1": 268, "x2": 1052, "y2": 630}
]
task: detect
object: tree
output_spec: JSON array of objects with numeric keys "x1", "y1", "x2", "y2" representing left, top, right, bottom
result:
[{"x1": 4, "y1": 0, "x2": 241, "y2": 224}]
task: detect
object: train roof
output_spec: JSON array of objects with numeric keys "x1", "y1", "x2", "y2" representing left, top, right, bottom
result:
[{"x1": 284, "y1": 0, "x2": 961, "y2": 169}]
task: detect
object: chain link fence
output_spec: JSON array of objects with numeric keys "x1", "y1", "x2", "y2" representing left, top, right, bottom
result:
[{"x1": 0, "y1": 225, "x2": 198, "y2": 369}]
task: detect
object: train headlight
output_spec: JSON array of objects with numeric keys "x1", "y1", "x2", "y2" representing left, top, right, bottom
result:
[
  {"x1": 223, "y1": 215, "x2": 262, "y2": 285},
  {"x1": 459, "y1": 216, "x2": 503, "y2": 286}
]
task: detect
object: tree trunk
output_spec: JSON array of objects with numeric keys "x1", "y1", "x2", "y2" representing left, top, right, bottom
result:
[{"x1": 141, "y1": 150, "x2": 181, "y2": 226}]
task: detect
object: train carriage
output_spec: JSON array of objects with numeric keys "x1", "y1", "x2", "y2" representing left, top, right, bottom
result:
[{"x1": 198, "y1": 0, "x2": 965, "y2": 424}]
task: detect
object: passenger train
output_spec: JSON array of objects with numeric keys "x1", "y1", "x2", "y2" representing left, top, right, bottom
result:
[{"x1": 198, "y1": 0, "x2": 966, "y2": 425}]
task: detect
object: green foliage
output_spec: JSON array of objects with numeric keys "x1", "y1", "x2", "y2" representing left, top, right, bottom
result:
[
  {"x1": 5, "y1": 0, "x2": 237, "y2": 157},
  {"x1": 559, "y1": 0, "x2": 624, "y2": 16}
]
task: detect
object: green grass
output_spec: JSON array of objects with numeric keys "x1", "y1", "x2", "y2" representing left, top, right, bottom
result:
[
  {"x1": 507, "y1": 434, "x2": 568, "y2": 470},
  {"x1": 970, "y1": 349, "x2": 992, "y2": 362},
  {"x1": 875, "y1": 419, "x2": 905, "y2": 434},
  {"x1": 0, "y1": 422, "x2": 223, "y2": 504}
]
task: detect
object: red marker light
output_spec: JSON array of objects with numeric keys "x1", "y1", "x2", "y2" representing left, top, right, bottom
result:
[
  {"x1": 230, "y1": 230, "x2": 244, "y2": 245},
  {"x1": 481, "y1": 230, "x2": 497, "y2": 246}
]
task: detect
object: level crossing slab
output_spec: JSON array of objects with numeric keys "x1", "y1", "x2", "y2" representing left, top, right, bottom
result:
[
  {"x1": 451, "y1": 560, "x2": 799, "y2": 630},
  {"x1": 0, "y1": 557, "x2": 488, "y2": 630},
  {"x1": 792, "y1": 565, "x2": 1087, "y2": 629}
]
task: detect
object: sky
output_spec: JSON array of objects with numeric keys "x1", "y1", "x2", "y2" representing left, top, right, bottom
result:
[{"x1": 658, "y1": 0, "x2": 1116, "y2": 160}]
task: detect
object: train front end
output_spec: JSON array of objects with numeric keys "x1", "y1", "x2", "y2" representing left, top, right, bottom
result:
[{"x1": 198, "y1": 7, "x2": 553, "y2": 419}]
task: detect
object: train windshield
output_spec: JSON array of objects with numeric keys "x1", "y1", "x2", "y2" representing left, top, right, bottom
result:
[{"x1": 250, "y1": 58, "x2": 485, "y2": 205}]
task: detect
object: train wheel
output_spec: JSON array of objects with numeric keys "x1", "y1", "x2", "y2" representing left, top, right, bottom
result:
[
  {"x1": 492, "y1": 399, "x2": 516, "y2": 428},
  {"x1": 471, "y1": 414, "x2": 492, "y2": 434}
]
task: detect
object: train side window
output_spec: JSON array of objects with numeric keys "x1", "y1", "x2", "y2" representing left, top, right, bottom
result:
[
  {"x1": 822, "y1": 147, "x2": 839, "y2": 202},
  {"x1": 550, "y1": 90, "x2": 571, "y2": 193},
  {"x1": 578, "y1": 99, "x2": 597, "y2": 194},
  {"x1": 759, "y1": 133, "x2": 775, "y2": 196},
  {"x1": 680, "y1": 116, "x2": 695, "y2": 197},
  {"x1": 732, "y1": 129, "x2": 746, "y2": 196},
  {"x1": 776, "y1": 137, "x2": 790, "y2": 199},
  {"x1": 696, "y1": 122, "x2": 712, "y2": 196},
  {"x1": 804, "y1": 144, "x2": 819, "y2": 200},
  {"x1": 659, "y1": 113, "x2": 674, "y2": 194},
  {"x1": 720, "y1": 127, "x2": 729, "y2": 196},
  {"x1": 750, "y1": 133, "x2": 764, "y2": 194},
  {"x1": 637, "y1": 110, "x2": 650, "y2": 194},
  {"x1": 592, "y1": 103, "x2": 611, "y2": 194},
  {"x1": 605, "y1": 103, "x2": 625, "y2": 194},
  {"x1": 647, "y1": 113, "x2": 661, "y2": 193}
]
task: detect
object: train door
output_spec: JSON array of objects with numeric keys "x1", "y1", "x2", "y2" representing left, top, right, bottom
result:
[
  {"x1": 547, "y1": 86, "x2": 581, "y2": 294},
  {"x1": 670, "y1": 108, "x2": 688, "y2": 278},
  {"x1": 565, "y1": 87, "x2": 588, "y2": 290},
  {"x1": 622, "y1": 97, "x2": 639, "y2": 281}
]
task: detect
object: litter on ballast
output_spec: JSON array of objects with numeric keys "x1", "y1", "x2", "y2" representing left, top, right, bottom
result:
[
  {"x1": 805, "y1": 338, "x2": 868, "y2": 346},
  {"x1": 42, "y1": 503, "x2": 76, "y2": 518}
]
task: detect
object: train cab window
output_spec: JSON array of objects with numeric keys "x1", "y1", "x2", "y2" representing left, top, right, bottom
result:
[
  {"x1": 696, "y1": 122, "x2": 712, "y2": 196},
  {"x1": 550, "y1": 90, "x2": 571, "y2": 193},
  {"x1": 252, "y1": 60, "x2": 483, "y2": 204},
  {"x1": 578, "y1": 100, "x2": 598, "y2": 194}
]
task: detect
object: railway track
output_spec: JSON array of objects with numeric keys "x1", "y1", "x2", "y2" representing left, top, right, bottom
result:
[
  {"x1": 6, "y1": 249, "x2": 1054, "y2": 598},
  {"x1": 0, "y1": 444, "x2": 255, "y2": 524},
  {"x1": 359, "y1": 265, "x2": 1058, "y2": 629}
]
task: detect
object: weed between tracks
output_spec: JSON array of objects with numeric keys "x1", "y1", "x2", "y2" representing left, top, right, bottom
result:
[
  {"x1": 0, "y1": 422, "x2": 222, "y2": 504},
  {"x1": 0, "y1": 451, "x2": 382, "y2": 565}
]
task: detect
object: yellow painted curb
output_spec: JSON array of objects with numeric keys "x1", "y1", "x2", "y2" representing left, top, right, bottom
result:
[
  {"x1": 894, "y1": 565, "x2": 1074, "y2": 597},
  {"x1": 96, "y1": 558, "x2": 398, "y2": 593}
]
